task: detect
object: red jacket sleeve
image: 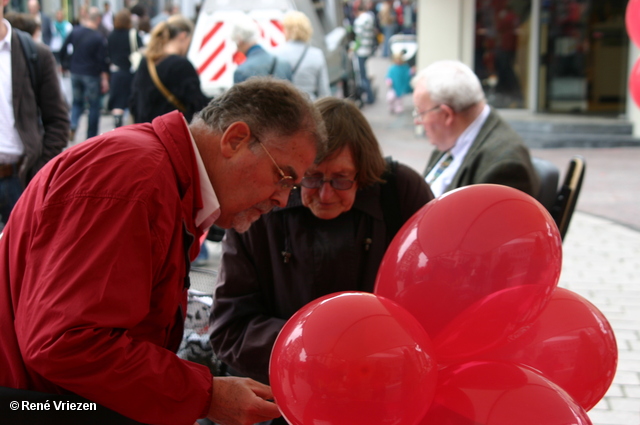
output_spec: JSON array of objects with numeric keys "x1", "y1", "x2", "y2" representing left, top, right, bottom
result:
[{"x1": 15, "y1": 176, "x2": 212, "y2": 424}]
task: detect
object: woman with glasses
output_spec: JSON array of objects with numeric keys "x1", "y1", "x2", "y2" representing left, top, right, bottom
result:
[{"x1": 209, "y1": 97, "x2": 434, "y2": 404}]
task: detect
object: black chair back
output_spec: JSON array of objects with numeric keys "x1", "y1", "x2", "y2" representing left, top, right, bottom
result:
[
  {"x1": 531, "y1": 157, "x2": 560, "y2": 211},
  {"x1": 550, "y1": 156, "x2": 586, "y2": 240}
]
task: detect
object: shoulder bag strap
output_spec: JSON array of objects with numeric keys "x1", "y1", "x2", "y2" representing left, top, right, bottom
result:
[
  {"x1": 291, "y1": 45, "x2": 309, "y2": 76},
  {"x1": 129, "y1": 28, "x2": 138, "y2": 52},
  {"x1": 268, "y1": 56, "x2": 278, "y2": 76},
  {"x1": 147, "y1": 58, "x2": 187, "y2": 113},
  {"x1": 16, "y1": 29, "x2": 39, "y2": 95}
]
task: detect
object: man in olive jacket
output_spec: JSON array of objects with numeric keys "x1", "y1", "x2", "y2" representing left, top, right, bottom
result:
[
  {"x1": 413, "y1": 60, "x2": 539, "y2": 198},
  {"x1": 0, "y1": 1, "x2": 69, "y2": 227}
]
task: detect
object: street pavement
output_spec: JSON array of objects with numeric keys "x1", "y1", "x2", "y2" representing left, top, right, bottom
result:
[{"x1": 72, "y1": 54, "x2": 640, "y2": 424}]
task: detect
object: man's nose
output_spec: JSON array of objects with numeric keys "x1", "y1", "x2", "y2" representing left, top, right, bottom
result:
[{"x1": 271, "y1": 189, "x2": 291, "y2": 208}]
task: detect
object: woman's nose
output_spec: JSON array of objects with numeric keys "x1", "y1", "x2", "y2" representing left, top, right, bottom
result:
[{"x1": 318, "y1": 181, "x2": 334, "y2": 200}]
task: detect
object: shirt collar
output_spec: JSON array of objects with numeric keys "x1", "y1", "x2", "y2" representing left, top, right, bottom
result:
[
  {"x1": 246, "y1": 44, "x2": 264, "y2": 56},
  {"x1": 186, "y1": 117, "x2": 220, "y2": 231},
  {"x1": 450, "y1": 103, "x2": 490, "y2": 159},
  {"x1": 0, "y1": 20, "x2": 13, "y2": 51}
]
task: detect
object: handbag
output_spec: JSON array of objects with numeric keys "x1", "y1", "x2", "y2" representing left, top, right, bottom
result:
[
  {"x1": 147, "y1": 57, "x2": 187, "y2": 113},
  {"x1": 129, "y1": 28, "x2": 142, "y2": 72}
]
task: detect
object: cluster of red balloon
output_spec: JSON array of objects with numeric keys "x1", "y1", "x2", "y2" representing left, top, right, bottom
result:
[
  {"x1": 270, "y1": 185, "x2": 617, "y2": 425},
  {"x1": 270, "y1": 292, "x2": 439, "y2": 425},
  {"x1": 627, "y1": 0, "x2": 640, "y2": 107}
]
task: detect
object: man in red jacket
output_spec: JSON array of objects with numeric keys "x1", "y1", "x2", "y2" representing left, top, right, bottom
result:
[{"x1": 0, "y1": 77, "x2": 326, "y2": 425}]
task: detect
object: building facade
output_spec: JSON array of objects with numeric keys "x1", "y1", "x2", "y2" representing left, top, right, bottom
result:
[{"x1": 417, "y1": 0, "x2": 640, "y2": 135}]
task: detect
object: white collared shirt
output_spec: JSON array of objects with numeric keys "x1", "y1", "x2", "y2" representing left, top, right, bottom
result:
[
  {"x1": 185, "y1": 117, "x2": 221, "y2": 231},
  {"x1": 426, "y1": 104, "x2": 491, "y2": 197},
  {"x1": 0, "y1": 19, "x2": 24, "y2": 162}
]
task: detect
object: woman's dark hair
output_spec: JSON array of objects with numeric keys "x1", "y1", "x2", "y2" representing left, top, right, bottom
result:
[{"x1": 314, "y1": 97, "x2": 386, "y2": 187}]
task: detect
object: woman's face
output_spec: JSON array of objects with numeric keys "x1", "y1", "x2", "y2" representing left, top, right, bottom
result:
[
  {"x1": 301, "y1": 148, "x2": 359, "y2": 220},
  {"x1": 182, "y1": 33, "x2": 193, "y2": 56}
]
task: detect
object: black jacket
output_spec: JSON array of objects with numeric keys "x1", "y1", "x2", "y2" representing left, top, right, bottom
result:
[
  {"x1": 210, "y1": 162, "x2": 434, "y2": 384},
  {"x1": 11, "y1": 29, "x2": 69, "y2": 187},
  {"x1": 129, "y1": 54, "x2": 210, "y2": 123}
]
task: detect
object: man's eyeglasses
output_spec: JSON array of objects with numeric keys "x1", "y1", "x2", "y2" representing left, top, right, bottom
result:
[
  {"x1": 300, "y1": 175, "x2": 357, "y2": 191},
  {"x1": 412, "y1": 104, "x2": 442, "y2": 123},
  {"x1": 257, "y1": 139, "x2": 297, "y2": 190}
]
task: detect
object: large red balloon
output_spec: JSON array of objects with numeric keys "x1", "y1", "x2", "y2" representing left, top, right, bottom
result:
[
  {"x1": 422, "y1": 361, "x2": 593, "y2": 425},
  {"x1": 375, "y1": 184, "x2": 562, "y2": 364},
  {"x1": 626, "y1": 0, "x2": 640, "y2": 48},
  {"x1": 270, "y1": 291, "x2": 438, "y2": 425},
  {"x1": 480, "y1": 287, "x2": 618, "y2": 411}
]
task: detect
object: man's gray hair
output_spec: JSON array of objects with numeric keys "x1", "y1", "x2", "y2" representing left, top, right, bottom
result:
[
  {"x1": 230, "y1": 15, "x2": 259, "y2": 46},
  {"x1": 192, "y1": 77, "x2": 327, "y2": 154},
  {"x1": 88, "y1": 6, "x2": 103, "y2": 22},
  {"x1": 413, "y1": 60, "x2": 485, "y2": 112}
]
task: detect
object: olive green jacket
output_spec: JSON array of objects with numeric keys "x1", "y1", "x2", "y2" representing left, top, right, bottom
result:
[{"x1": 423, "y1": 108, "x2": 540, "y2": 197}]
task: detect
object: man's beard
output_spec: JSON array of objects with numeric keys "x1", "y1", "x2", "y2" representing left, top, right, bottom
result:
[{"x1": 231, "y1": 201, "x2": 274, "y2": 233}]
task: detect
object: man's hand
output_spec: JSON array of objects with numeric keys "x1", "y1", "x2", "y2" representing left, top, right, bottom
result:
[
  {"x1": 207, "y1": 376, "x2": 281, "y2": 425},
  {"x1": 100, "y1": 72, "x2": 110, "y2": 94}
]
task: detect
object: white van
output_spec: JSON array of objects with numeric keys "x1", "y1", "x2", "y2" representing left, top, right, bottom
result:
[{"x1": 188, "y1": 0, "x2": 351, "y2": 97}]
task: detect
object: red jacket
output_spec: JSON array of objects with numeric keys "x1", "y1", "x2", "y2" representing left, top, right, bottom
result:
[{"x1": 0, "y1": 112, "x2": 212, "y2": 425}]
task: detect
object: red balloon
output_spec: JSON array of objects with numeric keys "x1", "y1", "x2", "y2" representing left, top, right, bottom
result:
[
  {"x1": 270, "y1": 291, "x2": 438, "y2": 425},
  {"x1": 422, "y1": 361, "x2": 593, "y2": 425},
  {"x1": 629, "y1": 58, "x2": 640, "y2": 109},
  {"x1": 480, "y1": 287, "x2": 618, "y2": 411},
  {"x1": 375, "y1": 184, "x2": 562, "y2": 364},
  {"x1": 626, "y1": 0, "x2": 640, "y2": 48}
]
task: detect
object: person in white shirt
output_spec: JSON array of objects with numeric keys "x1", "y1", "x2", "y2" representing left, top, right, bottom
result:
[
  {"x1": 353, "y1": 1, "x2": 376, "y2": 104},
  {"x1": 413, "y1": 60, "x2": 539, "y2": 198},
  {"x1": 0, "y1": 0, "x2": 68, "y2": 229},
  {"x1": 101, "y1": 1, "x2": 114, "y2": 33}
]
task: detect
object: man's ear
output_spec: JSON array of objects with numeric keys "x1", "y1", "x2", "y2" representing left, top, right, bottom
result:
[
  {"x1": 441, "y1": 104, "x2": 455, "y2": 126},
  {"x1": 220, "y1": 121, "x2": 251, "y2": 158}
]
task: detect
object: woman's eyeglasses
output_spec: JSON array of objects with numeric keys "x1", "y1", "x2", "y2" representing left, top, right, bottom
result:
[{"x1": 300, "y1": 175, "x2": 357, "y2": 191}]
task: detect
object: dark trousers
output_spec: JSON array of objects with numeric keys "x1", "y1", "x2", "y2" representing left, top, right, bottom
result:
[
  {"x1": 70, "y1": 73, "x2": 102, "y2": 140},
  {"x1": 0, "y1": 173, "x2": 22, "y2": 229}
]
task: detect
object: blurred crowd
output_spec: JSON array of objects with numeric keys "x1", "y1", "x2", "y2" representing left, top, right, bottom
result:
[
  {"x1": 5, "y1": 1, "x2": 194, "y2": 142},
  {"x1": 345, "y1": 0, "x2": 417, "y2": 57}
]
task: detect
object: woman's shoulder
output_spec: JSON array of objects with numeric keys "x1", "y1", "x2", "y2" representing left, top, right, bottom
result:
[{"x1": 159, "y1": 55, "x2": 196, "y2": 72}]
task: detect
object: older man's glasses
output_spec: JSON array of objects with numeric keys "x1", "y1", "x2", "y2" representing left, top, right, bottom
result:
[
  {"x1": 412, "y1": 104, "x2": 442, "y2": 123},
  {"x1": 300, "y1": 175, "x2": 357, "y2": 191},
  {"x1": 257, "y1": 139, "x2": 297, "y2": 190}
]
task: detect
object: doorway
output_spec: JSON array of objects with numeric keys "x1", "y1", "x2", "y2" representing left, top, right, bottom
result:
[{"x1": 538, "y1": 0, "x2": 629, "y2": 114}]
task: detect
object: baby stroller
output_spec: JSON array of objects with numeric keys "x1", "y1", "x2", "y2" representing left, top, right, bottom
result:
[
  {"x1": 338, "y1": 41, "x2": 366, "y2": 108},
  {"x1": 389, "y1": 34, "x2": 418, "y2": 68}
]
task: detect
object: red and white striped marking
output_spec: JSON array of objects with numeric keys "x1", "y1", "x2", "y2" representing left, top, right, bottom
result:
[{"x1": 188, "y1": 10, "x2": 287, "y2": 95}]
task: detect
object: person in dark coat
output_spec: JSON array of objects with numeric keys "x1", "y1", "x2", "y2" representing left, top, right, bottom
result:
[
  {"x1": 129, "y1": 14, "x2": 209, "y2": 123},
  {"x1": 107, "y1": 8, "x2": 142, "y2": 128},
  {"x1": 60, "y1": 7, "x2": 109, "y2": 142},
  {"x1": 0, "y1": 5, "x2": 68, "y2": 228},
  {"x1": 209, "y1": 98, "x2": 434, "y2": 413}
]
